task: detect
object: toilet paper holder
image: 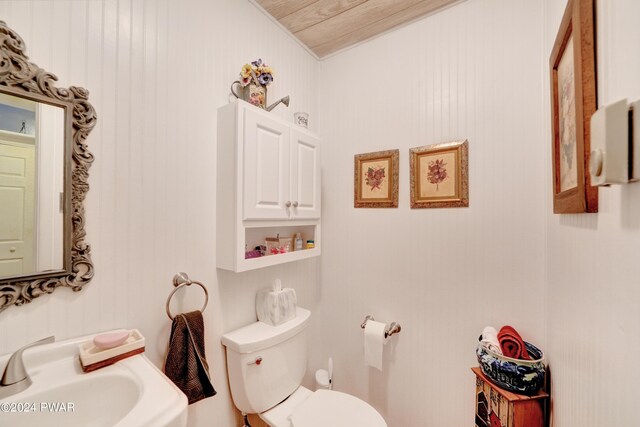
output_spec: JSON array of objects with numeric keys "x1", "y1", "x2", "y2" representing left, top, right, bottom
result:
[{"x1": 360, "y1": 315, "x2": 402, "y2": 338}]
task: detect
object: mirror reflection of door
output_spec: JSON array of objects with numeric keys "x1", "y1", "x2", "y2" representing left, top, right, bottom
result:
[
  {"x1": 0, "y1": 139, "x2": 36, "y2": 276},
  {"x1": 0, "y1": 93, "x2": 64, "y2": 279},
  {"x1": 0, "y1": 94, "x2": 36, "y2": 276}
]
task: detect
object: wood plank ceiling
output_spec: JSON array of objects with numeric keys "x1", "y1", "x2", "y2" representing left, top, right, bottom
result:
[{"x1": 254, "y1": 0, "x2": 462, "y2": 58}]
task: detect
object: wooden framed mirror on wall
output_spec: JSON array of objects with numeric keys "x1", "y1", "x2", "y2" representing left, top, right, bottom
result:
[{"x1": 0, "y1": 20, "x2": 97, "y2": 312}]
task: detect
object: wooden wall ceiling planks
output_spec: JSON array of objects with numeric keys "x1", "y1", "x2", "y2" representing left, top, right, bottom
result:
[{"x1": 254, "y1": 0, "x2": 463, "y2": 58}]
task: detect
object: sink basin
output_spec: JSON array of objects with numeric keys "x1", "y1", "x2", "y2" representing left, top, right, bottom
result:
[{"x1": 0, "y1": 332, "x2": 187, "y2": 427}]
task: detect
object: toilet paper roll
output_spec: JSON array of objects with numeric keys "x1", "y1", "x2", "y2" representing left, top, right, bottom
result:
[{"x1": 364, "y1": 320, "x2": 387, "y2": 371}]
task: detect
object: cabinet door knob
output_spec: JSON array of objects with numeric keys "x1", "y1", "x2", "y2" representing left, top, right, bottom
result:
[
  {"x1": 285, "y1": 201, "x2": 292, "y2": 208},
  {"x1": 9, "y1": 247, "x2": 16, "y2": 253},
  {"x1": 292, "y1": 201, "x2": 299, "y2": 208}
]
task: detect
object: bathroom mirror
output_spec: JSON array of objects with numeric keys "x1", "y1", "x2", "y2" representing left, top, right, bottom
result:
[{"x1": 0, "y1": 21, "x2": 96, "y2": 312}]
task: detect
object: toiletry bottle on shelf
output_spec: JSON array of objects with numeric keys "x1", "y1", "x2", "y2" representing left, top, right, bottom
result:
[
  {"x1": 294, "y1": 233, "x2": 303, "y2": 251},
  {"x1": 306, "y1": 240, "x2": 315, "y2": 249}
]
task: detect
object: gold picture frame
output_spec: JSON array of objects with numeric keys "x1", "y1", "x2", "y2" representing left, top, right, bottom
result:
[
  {"x1": 354, "y1": 149, "x2": 399, "y2": 208},
  {"x1": 410, "y1": 140, "x2": 469, "y2": 209},
  {"x1": 549, "y1": 0, "x2": 597, "y2": 213}
]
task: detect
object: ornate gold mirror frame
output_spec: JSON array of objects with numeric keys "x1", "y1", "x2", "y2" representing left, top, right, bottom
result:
[{"x1": 0, "y1": 21, "x2": 96, "y2": 312}]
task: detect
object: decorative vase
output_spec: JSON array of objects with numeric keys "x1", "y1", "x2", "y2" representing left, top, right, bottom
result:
[
  {"x1": 231, "y1": 81, "x2": 267, "y2": 109},
  {"x1": 476, "y1": 341, "x2": 546, "y2": 394}
]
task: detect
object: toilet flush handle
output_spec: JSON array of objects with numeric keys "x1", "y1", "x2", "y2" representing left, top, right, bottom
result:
[{"x1": 247, "y1": 356, "x2": 263, "y2": 366}]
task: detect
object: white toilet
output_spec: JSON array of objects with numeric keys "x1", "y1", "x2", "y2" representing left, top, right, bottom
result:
[{"x1": 221, "y1": 307, "x2": 387, "y2": 427}]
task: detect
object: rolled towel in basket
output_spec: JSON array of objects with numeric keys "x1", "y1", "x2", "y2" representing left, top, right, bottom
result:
[
  {"x1": 479, "y1": 326, "x2": 502, "y2": 355},
  {"x1": 498, "y1": 325, "x2": 530, "y2": 360}
]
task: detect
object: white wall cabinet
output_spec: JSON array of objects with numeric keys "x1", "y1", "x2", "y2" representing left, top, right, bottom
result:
[
  {"x1": 242, "y1": 107, "x2": 320, "y2": 220},
  {"x1": 289, "y1": 128, "x2": 321, "y2": 219},
  {"x1": 217, "y1": 101, "x2": 321, "y2": 272}
]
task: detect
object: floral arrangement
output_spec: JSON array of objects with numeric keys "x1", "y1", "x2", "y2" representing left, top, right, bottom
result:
[
  {"x1": 427, "y1": 159, "x2": 448, "y2": 191},
  {"x1": 240, "y1": 58, "x2": 274, "y2": 87},
  {"x1": 365, "y1": 166, "x2": 386, "y2": 191}
]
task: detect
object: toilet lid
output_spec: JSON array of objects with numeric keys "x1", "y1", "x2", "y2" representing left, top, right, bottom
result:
[{"x1": 290, "y1": 390, "x2": 387, "y2": 427}]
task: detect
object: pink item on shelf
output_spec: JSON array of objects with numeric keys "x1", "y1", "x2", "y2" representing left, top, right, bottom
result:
[
  {"x1": 93, "y1": 330, "x2": 130, "y2": 350},
  {"x1": 245, "y1": 250, "x2": 262, "y2": 259}
]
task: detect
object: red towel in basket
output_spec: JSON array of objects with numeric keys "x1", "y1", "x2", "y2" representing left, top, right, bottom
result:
[{"x1": 498, "y1": 325, "x2": 530, "y2": 360}]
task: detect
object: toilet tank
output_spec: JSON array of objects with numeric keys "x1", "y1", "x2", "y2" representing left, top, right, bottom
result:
[{"x1": 221, "y1": 307, "x2": 311, "y2": 414}]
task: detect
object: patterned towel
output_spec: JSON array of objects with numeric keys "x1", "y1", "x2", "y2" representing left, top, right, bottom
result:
[{"x1": 164, "y1": 310, "x2": 217, "y2": 404}]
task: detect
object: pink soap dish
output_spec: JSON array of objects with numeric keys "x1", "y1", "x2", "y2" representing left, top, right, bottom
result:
[
  {"x1": 93, "y1": 330, "x2": 130, "y2": 350},
  {"x1": 79, "y1": 329, "x2": 145, "y2": 373}
]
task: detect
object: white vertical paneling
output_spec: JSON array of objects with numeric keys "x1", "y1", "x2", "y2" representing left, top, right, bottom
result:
[
  {"x1": 544, "y1": 0, "x2": 640, "y2": 426},
  {"x1": 7, "y1": 0, "x2": 638, "y2": 425},
  {"x1": 316, "y1": 0, "x2": 545, "y2": 425},
  {"x1": 0, "y1": 1, "x2": 318, "y2": 426}
]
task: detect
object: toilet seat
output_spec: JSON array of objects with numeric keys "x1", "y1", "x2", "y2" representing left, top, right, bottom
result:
[
  {"x1": 290, "y1": 389, "x2": 386, "y2": 427},
  {"x1": 260, "y1": 388, "x2": 387, "y2": 427}
]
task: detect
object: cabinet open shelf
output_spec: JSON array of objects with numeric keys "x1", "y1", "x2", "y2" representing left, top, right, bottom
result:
[
  {"x1": 238, "y1": 247, "x2": 320, "y2": 271},
  {"x1": 216, "y1": 100, "x2": 321, "y2": 272},
  {"x1": 245, "y1": 224, "x2": 316, "y2": 252},
  {"x1": 217, "y1": 221, "x2": 320, "y2": 272},
  {"x1": 240, "y1": 223, "x2": 320, "y2": 271}
]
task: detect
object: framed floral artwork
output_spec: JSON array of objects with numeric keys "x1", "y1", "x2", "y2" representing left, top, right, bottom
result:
[
  {"x1": 410, "y1": 140, "x2": 469, "y2": 209},
  {"x1": 550, "y1": 0, "x2": 597, "y2": 213},
  {"x1": 354, "y1": 149, "x2": 399, "y2": 208}
]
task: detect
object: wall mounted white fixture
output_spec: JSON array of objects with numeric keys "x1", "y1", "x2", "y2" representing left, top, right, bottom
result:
[
  {"x1": 590, "y1": 99, "x2": 629, "y2": 185},
  {"x1": 590, "y1": 99, "x2": 640, "y2": 186},
  {"x1": 631, "y1": 100, "x2": 640, "y2": 181}
]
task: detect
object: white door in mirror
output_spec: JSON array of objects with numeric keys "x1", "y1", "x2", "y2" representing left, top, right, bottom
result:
[{"x1": 0, "y1": 142, "x2": 35, "y2": 277}]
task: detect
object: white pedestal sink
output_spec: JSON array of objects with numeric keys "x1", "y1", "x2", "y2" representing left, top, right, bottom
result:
[{"x1": 0, "y1": 332, "x2": 187, "y2": 427}]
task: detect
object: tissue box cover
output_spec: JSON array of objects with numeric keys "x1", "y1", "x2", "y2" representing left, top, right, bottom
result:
[{"x1": 256, "y1": 287, "x2": 297, "y2": 326}]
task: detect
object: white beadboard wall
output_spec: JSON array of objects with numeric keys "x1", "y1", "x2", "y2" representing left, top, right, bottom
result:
[
  {"x1": 543, "y1": 0, "x2": 640, "y2": 426},
  {"x1": 315, "y1": 0, "x2": 546, "y2": 425},
  {"x1": 3, "y1": 0, "x2": 637, "y2": 425},
  {"x1": 0, "y1": 1, "x2": 319, "y2": 426}
]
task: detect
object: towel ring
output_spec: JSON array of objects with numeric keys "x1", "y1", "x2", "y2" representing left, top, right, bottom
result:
[{"x1": 165, "y1": 272, "x2": 209, "y2": 320}]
